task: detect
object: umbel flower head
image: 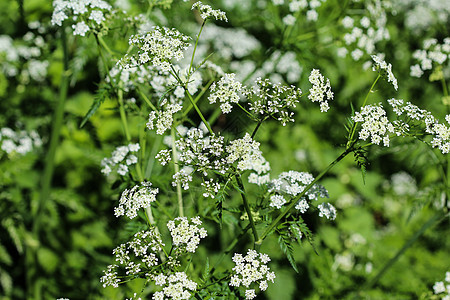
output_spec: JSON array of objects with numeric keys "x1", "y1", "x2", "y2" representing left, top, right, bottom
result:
[
  {"x1": 371, "y1": 54, "x2": 398, "y2": 90},
  {"x1": 192, "y1": 1, "x2": 228, "y2": 22},
  {"x1": 118, "y1": 26, "x2": 191, "y2": 72},
  {"x1": 51, "y1": 0, "x2": 112, "y2": 36},
  {"x1": 308, "y1": 69, "x2": 333, "y2": 112},
  {"x1": 229, "y1": 249, "x2": 276, "y2": 300},
  {"x1": 167, "y1": 216, "x2": 207, "y2": 253},
  {"x1": 115, "y1": 181, "x2": 159, "y2": 219}
]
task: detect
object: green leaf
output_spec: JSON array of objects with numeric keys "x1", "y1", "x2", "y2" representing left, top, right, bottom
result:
[
  {"x1": 79, "y1": 83, "x2": 111, "y2": 128},
  {"x1": 277, "y1": 226, "x2": 299, "y2": 273}
]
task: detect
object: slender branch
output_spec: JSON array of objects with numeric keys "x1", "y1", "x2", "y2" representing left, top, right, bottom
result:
[
  {"x1": 189, "y1": 20, "x2": 206, "y2": 75},
  {"x1": 236, "y1": 175, "x2": 259, "y2": 247},
  {"x1": 172, "y1": 126, "x2": 184, "y2": 217},
  {"x1": 362, "y1": 211, "x2": 448, "y2": 290},
  {"x1": 256, "y1": 146, "x2": 354, "y2": 245},
  {"x1": 347, "y1": 74, "x2": 381, "y2": 149}
]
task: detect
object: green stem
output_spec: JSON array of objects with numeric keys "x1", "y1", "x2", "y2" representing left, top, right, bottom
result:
[
  {"x1": 118, "y1": 81, "x2": 132, "y2": 141},
  {"x1": 236, "y1": 175, "x2": 259, "y2": 248},
  {"x1": 182, "y1": 78, "x2": 214, "y2": 117},
  {"x1": 251, "y1": 119, "x2": 264, "y2": 139},
  {"x1": 256, "y1": 146, "x2": 354, "y2": 245},
  {"x1": 189, "y1": 20, "x2": 206, "y2": 75},
  {"x1": 362, "y1": 211, "x2": 448, "y2": 290},
  {"x1": 347, "y1": 74, "x2": 381, "y2": 149},
  {"x1": 171, "y1": 126, "x2": 184, "y2": 217},
  {"x1": 30, "y1": 26, "x2": 70, "y2": 300},
  {"x1": 138, "y1": 86, "x2": 158, "y2": 111},
  {"x1": 185, "y1": 88, "x2": 214, "y2": 135}
]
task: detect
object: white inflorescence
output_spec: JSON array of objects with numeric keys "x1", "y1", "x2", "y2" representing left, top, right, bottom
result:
[
  {"x1": 191, "y1": 1, "x2": 228, "y2": 22},
  {"x1": 243, "y1": 78, "x2": 302, "y2": 126},
  {"x1": 208, "y1": 73, "x2": 243, "y2": 114},
  {"x1": 308, "y1": 69, "x2": 333, "y2": 112},
  {"x1": 101, "y1": 228, "x2": 164, "y2": 288},
  {"x1": 51, "y1": 0, "x2": 112, "y2": 36},
  {"x1": 318, "y1": 202, "x2": 337, "y2": 220},
  {"x1": 432, "y1": 271, "x2": 450, "y2": 298},
  {"x1": 114, "y1": 181, "x2": 159, "y2": 219},
  {"x1": 167, "y1": 216, "x2": 207, "y2": 253},
  {"x1": 152, "y1": 272, "x2": 198, "y2": 300},
  {"x1": 267, "y1": 171, "x2": 329, "y2": 213},
  {"x1": 229, "y1": 249, "x2": 276, "y2": 299},
  {"x1": 410, "y1": 38, "x2": 450, "y2": 78},
  {"x1": 118, "y1": 26, "x2": 191, "y2": 72},
  {"x1": 0, "y1": 127, "x2": 42, "y2": 155},
  {"x1": 387, "y1": 98, "x2": 450, "y2": 154},
  {"x1": 101, "y1": 143, "x2": 140, "y2": 176},
  {"x1": 352, "y1": 103, "x2": 396, "y2": 147},
  {"x1": 371, "y1": 54, "x2": 398, "y2": 90}
]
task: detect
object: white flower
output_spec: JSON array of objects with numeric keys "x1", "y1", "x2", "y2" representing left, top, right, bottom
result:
[
  {"x1": 115, "y1": 182, "x2": 159, "y2": 219},
  {"x1": 371, "y1": 54, "x2": 398, "y2": 90},
  {"x1": 282, "y1": 14, "x2": 296, "y2": 26},
  {"x1": 352, "y1": 103, "x2": 395, "y2": 146},
  {"x1": 72, "y1": 21, "x2": 90, "y2": 36},
  {"x1": 167, "y1": 216, "x2": 207, "y2": 253},
  {"x1": 270, "y1": 194, "x2": 286, "y2": 209},
  {"x1": 208, "y1": 73, "x2": 243, "y2": 114},
  {"x1": 192, "y1": 1, "x2": 227, "y2": 21},
  {"x1": 308, "y1": 69, "x2": 333, "y2": 112},
  {"x1": 230, "y1": 250, "x2": 276, "y2": 297},
  {"x1": 318, "y1": 202, "x2": 337, "y2": 220},
  {"x1": 119, "y1": 27, "x2": 190, "y2": 71}
]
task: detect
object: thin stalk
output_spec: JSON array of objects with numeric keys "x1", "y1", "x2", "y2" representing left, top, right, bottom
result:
[
  {"x1": 362, "y1": 211, "x2": 448, "y2": 290},
  {"x1": 118, "y1": 81, "x2": 132, "y2": 141},
  {"x1": 138, "y1": 86, "x2": 158, "y2": 111},
  {"x1": 236, "y1": 175, "x2": 259, "y2": 248},
  {"x1": 33, "y1": 28, "x2": 70, "y2": 233},
  {"x1": 251, "y1": 119, "x2": 264, "y2": 139},
  {"x1": 171, "y1": 126, "x2": 184, "y2": 217},
  {"x1": 182, "y1": 78, "x2": 214, "y2": 117},
  {"x1": 256, "y1": 146, "x2": 354, "y2": 245},
  {"x1": 347, "y1": 74, "x2": 381, "y2": 148},
  {"x1": 189, "y1": 20, "x2": 206, "y2": 74},
  {"x1": 30, "y1": 26, "x2": 70, "y2": 300},
  {"x1": 185, "y1": 88, "x2": 214, "y2": 135}
]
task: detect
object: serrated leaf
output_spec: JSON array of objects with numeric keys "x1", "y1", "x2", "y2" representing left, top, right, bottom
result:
[
  {"x1": 201, "y1": 257, "x2": 210, "y2": 284},
  {"x1": 79, "y1": 84, "x2": 110, "y2": 128},
  {"x1": 277, "y1": 229, "x2": 299, "y2": 273}
]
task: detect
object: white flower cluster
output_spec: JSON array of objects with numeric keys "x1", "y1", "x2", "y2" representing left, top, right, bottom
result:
[
  {"x1": 277, "y1": 0, "x2": 326, "y2": 24},
  {"x1": 267, "y1": 171, "x2": 330, "y2": 214},
  {"x1": 243, "y1": 78, "x2": 302, "y2": 125},
  {"x1": 114, "y1": 181, "x2": 159, "y2": 219},
  {"x1": 101, "y1": 228, "x2": 164, "y2": 288},
  {"x1": 229, "y1": 249, "x2": 276, "y2": 300},
  {"x1": 199, "y1": 24, "x2": 261, "y2": 61},
  {"x1": 317, "y1": 202, "x2": 337, "y2": 220},
  {"x1": 432, "y1": 271, "x2": 450, "y2": 299},
  {"x1": 51, "y1": 0, "x2": 112, "y2": 36},
  {"x1": 308, "y1": 69, "x2": 333, "y2": 112},
  {"x1": 192, "y1": 1, "x2": 228, "y2": 22},
  {"x1": 387, "y1": 99, "x2": 450, "y2": 154},
  {"x1": 0, "y1": 127, "x2": 42, "y2": 156},
  {"x1": 152, "y1": 272, "x2": 197, "y2": 300},
  {"x1": 118, "y1": 26, "x2": 190, "y2": 72},
  {"x1": 101, "y1": 143, "x2": 140, "y2": 176},
  {"x1": 371, "y1": 55, "x2": 398, "y2": 90},
  {"x1": 147, "y1": 102, "x2": 183, "y2": 135},
  {"x1": 225, "y1": 133, "x2": 271, "y2": 176},
  {"x1": 0, "y1": 30, "x2": 49, "y2": 81},
  {"x1": 338, "y1": 1, "x2": 390, "y2": 62},
  {"x1": 410, "y1": 38, "x2": 450, "y2": 78},
  {"x1": 352, "y1": 103, "x2": 396, "y2": 147},
  {"x1": 208, "y1": 73, "x2": 243, "y2": 114},
  {"x1": 167, "y1": 216, "x2": 207, "y2": 253}
]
